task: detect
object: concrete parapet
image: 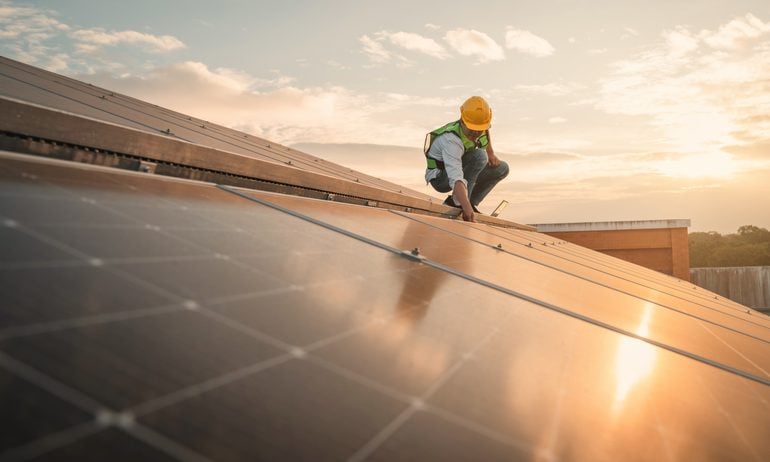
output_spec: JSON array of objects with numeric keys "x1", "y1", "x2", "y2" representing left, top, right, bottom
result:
[{"x1": 533, "y1": 219, "x2": 691, "y2": 281}]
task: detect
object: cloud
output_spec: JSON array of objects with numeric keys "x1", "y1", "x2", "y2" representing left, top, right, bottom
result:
[
  {"x1": 359, "y1": 34, "x2": 392, "y2": 63},
  {"x1": 622, "y1": 27, "x2": 639, "y2": 39},
  {"x1": 548, "y1": 117, "x2": 567, "y2": 124},
  {"x1": 504, "y1": 28, "x2": 554, "y2": 57},
  {"x1": 70, "y1": 28, "x2": 185, "y2": 53},
  {"x1": 360, "y1": 31, "x2": 450, "y2": 63},
  {"x1": 444, "y1": 28, "x2": 504, "y2": 63},
  {"x1": 596, "y1": 14, "x2": 770, "y2": 157},
  {"x1": 0, "y1": 3, "x2": 70, "y2": 68},
  {"x1": 383, "y1": 31, "x2": 450, "y2": 59},
  {"x1": 700, "y1": 13, "x2": 770, "y2": 49},
  {"x1": 0, "y1": 2, "x2": 185, "y2": 74}
]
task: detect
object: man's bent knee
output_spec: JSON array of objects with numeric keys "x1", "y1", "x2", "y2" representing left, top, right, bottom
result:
[{"x1": 497, "y1": 161, "x2": 510, "y2": 179}]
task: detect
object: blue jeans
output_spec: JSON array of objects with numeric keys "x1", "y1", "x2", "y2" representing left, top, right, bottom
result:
[{"x1": 429, "y1": 149, "x2": 509, "y2": 206}]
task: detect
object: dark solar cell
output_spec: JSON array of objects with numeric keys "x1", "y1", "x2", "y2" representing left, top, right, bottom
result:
[
  {"x1": 29, "y1": 428, "x2": 179, "y2": 462},
  {"x1": 138, "y1": 360, "x2": 408, "y2": 462},
  {"x1": 0, "y1": 266, "x2": 176, "y2": 329},
  {"x1": 0, "y1": 368, "x2": 92, "y2": 452}
]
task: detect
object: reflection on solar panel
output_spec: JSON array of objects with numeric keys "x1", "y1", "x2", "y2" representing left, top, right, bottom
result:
[{"x1": 2, "y1": 57, "x2": 770, "y2": 461}]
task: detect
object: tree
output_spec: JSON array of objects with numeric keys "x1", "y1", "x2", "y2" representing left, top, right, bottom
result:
[{"x1": 689, "y1": 225, "x2": 770, "y2": 267}]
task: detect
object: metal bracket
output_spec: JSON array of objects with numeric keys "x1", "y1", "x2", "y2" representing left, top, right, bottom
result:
[{"x1": 491, "y1": 200, "x2": 509, "y2": 217}]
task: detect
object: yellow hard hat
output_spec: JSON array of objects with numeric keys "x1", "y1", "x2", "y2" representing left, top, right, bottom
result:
[{"x1": 460, "y1": 96, "x2": 492, "y2": 131}]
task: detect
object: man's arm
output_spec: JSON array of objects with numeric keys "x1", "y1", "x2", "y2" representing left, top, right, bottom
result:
[
  {"x1": 486, "y1": 131, "x2": 500, "y2": 167},
  {"x1": 452, "y1": 180, "x2": 475, "y2": 222}
]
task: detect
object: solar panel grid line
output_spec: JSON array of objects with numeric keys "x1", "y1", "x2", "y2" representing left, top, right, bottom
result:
[
  {"x1": 503, "y1": 227, "x2": 768, "y2": 321},
  {"x1": 119, "y1": 424, "x2": 215, "y2": 462},
  {"x1": 0, "y1": 59, "x2": 411, "y2": 194},
  {"x1": 127, "y1": 311, "x2": 409, "y2": 420},
  {"x1": 0, "y1": 258, "x2": 88, "y2": 271},
  {"x1": 304, "y1": 354, "x2": 541, "y2": 460},
  {"x1": 0, "y1": 421, "x2": 103, "y2": 462},
  {"x1": 347, "y1": 320, "x2": 514, "y2": 462},
  {"x1": 392, "y1": 210, "x2": 770, "y2": 344},
  {"x1": 0, "y1": 351, "x2": 103, "y2": 415},
  {"x1": 0, "y1": 319, "x2": 272, "y2": 462},
  {"x1": 698, "y1": 321, "x2": 770, "y2": 378},
  {"x1": 696, "y1": 374, "x2": 765, "y2": 461},
  {"x1": 128, "y1": 353, "x2": 297, "y2": 419},
  {"x1": 0, "y1": 304, "x2": 185, "y2": 342},
  {"x1": 218, "y1": 186, "x2": 770, "y2": 389},
  {"x1": 422, "y1": 406, "x2": 543, "y2": 458}
]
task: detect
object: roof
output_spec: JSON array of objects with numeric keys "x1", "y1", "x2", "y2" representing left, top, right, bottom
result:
[{"x1": 2, "y1": 56, "x2": 770, "y2": 461}]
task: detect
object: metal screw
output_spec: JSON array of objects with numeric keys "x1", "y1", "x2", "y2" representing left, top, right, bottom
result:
[{"x1": 411, "y1": 247, "x2": 420, "y2": 256}]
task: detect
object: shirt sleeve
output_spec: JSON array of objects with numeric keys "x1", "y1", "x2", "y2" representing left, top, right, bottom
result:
[{"x1": 426, "y1": 134, "x2": 467, "y2": 189}]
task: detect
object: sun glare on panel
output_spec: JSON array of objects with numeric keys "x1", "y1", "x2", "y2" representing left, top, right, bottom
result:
[{"x1": 613, "y1": 305, "x2": 657, "y2": 414}]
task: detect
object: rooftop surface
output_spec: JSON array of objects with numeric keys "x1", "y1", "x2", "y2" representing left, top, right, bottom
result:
[{"x1": 2, "y1": 57, "x2": 770, "y2": 461}]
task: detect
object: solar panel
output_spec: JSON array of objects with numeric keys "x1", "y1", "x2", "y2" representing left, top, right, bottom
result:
[
  {"x1": 2, "y1": 153, "x2": 770, "y2": 461},
  {"x1": 0, "y1": 56, "x2": 426, "y2": 199}
]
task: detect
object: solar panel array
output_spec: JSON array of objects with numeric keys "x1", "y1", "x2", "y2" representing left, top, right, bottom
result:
[
  {"x1": 2, "y1": 57, "x2": 770, "y2": 461},
  {"x1": 0, "y1": 55, "x2": 428, "y2": 200}
]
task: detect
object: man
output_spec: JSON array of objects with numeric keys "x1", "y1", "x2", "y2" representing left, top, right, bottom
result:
[{"x1": 424, "y1": 96, "x2": 509, "y2": 222}]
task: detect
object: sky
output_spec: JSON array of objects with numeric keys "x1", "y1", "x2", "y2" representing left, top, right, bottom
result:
[{"x1": 1, "y1": 0, "x2": 769, "y2": 233}]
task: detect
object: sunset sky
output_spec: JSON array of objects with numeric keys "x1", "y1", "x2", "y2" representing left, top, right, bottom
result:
[{"x1": 2, "y1": 0, "x2": 769, "y2": 232}]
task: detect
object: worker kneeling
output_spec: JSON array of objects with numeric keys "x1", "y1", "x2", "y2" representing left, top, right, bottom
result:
[{"x1": 424, "y1": 96, "x2": 509, "y2": 222}]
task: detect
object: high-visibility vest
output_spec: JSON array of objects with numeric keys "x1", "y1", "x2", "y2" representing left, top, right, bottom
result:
[{"x1": 423, "y1": 120, "x2": 489, "y2": 169}]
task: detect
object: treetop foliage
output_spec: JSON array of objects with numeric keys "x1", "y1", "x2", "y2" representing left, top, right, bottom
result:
[{"x1": 690, "y1": 225, "x2": 770, "y2": 268}]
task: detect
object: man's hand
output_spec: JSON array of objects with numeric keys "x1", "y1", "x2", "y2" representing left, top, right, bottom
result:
[
  {"x1": 487, "y1": 150, "x2": 501, "y2": 168},
  {"x1": 453, "y1": 181, "x2": 476, "y2": 223},
  {"x1": 461, "y1": 206, "x2": 476, "y2": 222}
]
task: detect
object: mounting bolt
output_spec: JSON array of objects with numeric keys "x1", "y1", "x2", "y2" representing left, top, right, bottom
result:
[
  {"x1": 496, "y1": 243, "x2": 503, "y2": 249},
  {"x1": 411, "y1": 247, "x2": 420, "y2": 256}
]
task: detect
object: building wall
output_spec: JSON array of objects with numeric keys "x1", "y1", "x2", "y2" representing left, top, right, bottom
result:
[
  {"x1": 690, "y1": 266, "x2": 770, "y2": 311},
  {"x1": 534, "y1": 220, "x2": 691, "y2": 281}
]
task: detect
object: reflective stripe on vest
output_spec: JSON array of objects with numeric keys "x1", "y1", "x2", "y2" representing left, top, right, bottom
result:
[{"x1": 423, "y1": 120, "x2": 489, "y2": 169}]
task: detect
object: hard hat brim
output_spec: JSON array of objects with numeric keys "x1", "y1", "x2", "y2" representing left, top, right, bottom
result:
[{"x1": 462, "y1": 118, "x2": 491, "y2": 131}]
